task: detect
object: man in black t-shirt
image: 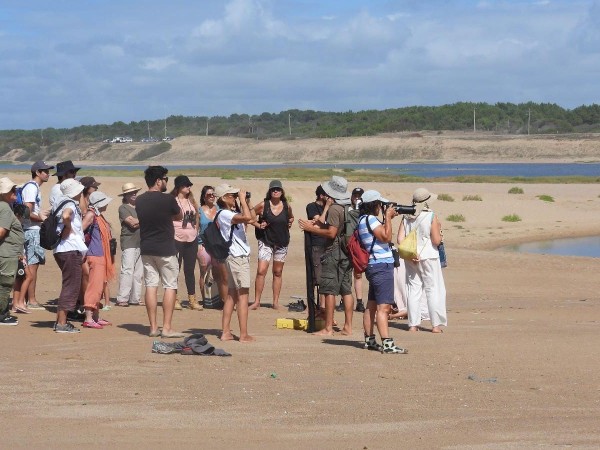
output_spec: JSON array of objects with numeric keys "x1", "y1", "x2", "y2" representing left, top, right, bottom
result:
[
  {"x1": 305, "y1": 185, "x2": 329, "y2": 312},
  {"x1": 136, "y1": 166, "x2": 183, "y2": 338}
]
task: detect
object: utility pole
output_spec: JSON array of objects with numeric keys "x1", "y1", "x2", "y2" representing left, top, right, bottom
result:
[
  {"x1": 527, "y1": 109, "x2": 531, "y2": 135},
  {"x1": 147, "y1": 121, "x2": 151, "y2": 139},
  {"x1": 288, "y1": 113, "x2": 292, "y2": 136},
  {"x1": 206, "y1": 118, "x2": 209, "y2": 136},
  {"x1": 473, "y1": 108, "x2": 476, "y2": 132}
]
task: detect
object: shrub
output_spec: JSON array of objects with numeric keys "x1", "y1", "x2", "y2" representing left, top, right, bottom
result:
[
  {"x1": 446, "y1": 214, "x2": 465, "y2": 222},
  {"x1": 437, "y1": 193, "x2": 454, "y2": 202},
  {"x1": 508, "y1": 187, "x2": 524, "y2": 194},
  {"x1": 537, "y1": 194, "x2": 554, "y2": 202},
  {"x1": 462, "y1": 194, "x2": 482, "y2": 201},
  {"x1": 502, "y1": 214, "x2": 521, "y2": 222}
]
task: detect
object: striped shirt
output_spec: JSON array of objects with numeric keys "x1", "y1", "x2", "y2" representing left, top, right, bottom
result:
[{"x1": 357, "y1": 215, "x2": 393, "y2": 264}]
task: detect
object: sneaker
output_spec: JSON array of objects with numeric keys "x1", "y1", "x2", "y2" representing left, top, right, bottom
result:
[
  {"x1": 364, "y1": 334, "x2": 382, "y2": 351},
  {"x1": 0, "y1": 315, "x2": 18, "y2": 326},
  {"x1": 83, "y1": 320, "x2": 103, "y2": 329},
  {"x1": 67, "y1": 309, "x2": 85, "y2": 322},
  {"x1": 381, "y1": 338, "x2": 408, "y2": 354},
  {"x1": 355, "y1": 300, "x2": 366, "y2": 313},
  {"x1": 287, "y1": 300, "x2": 306, "y2": 312},
  {"x1": 335, "y1": 300, "x2": 344, "y2": 312},
  {"x1": 55, "y1": 322, "x2": 80, "y2": 333}
]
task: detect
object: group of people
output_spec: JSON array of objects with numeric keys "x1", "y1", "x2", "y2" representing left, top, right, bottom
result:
[{"x1": 0, "y1": 162, "x2": 446, "y2": 354}]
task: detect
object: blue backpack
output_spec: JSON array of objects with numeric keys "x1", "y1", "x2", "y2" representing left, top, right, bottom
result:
[{"x1": 14, "y1": 181, "x2": 39, "y2": 209}]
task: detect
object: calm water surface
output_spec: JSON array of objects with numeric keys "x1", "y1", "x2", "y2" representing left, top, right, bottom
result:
[{"x1": 502, "y1": 236, "x2": 600, "y2": 258}]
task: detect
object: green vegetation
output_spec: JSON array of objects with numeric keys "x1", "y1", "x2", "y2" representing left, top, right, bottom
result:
[
  {"x1": 508, "y1": 186, "x2": 524, "y2": 194},
  {"x1": 446, "y1": 214, "x2": 465, "y2": 222},
  {"x1": 537, "y1": 194, "x2": 555, "y2": 202},
  {"x1": 462, "y1": 194, "x2": 482, "y2": 201},
  {"x1": 437, "y1": 193, "x2": 455, "y2": 202},
  {"x1": 131, "y1": 142, "x2": 171, "y2": 161},
  {"x1": 3, "y1": 101, "x2": 600, "y2": 150},
  {"x1": 502, "y1": 214, "x2": 522, "y2": 222}
]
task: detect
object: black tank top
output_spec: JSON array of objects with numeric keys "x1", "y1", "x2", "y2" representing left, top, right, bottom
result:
[{"x1": 261, "y1": 200, "x2": 290, "y2": 247}]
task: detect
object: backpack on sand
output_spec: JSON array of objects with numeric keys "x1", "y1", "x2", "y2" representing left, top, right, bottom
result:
[
  {"x1": 346, "y1": 215, "x2": 375, "y2": 273},
  {"x1": 39, "y1": 200, "x2": 75, "y2": 250},
  {"x1": 200, "y1": 210, "x2": 236, "y2": 261}
]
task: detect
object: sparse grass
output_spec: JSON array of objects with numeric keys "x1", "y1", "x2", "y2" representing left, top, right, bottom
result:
[
  {"x1": 446, "y1": 214, "x2": 465, "y2": 222},
  {"x1": 508, "y1": 186, "x2": 524, "y2": 194},
  {"x1": 462, "y1": 194, "x2": 482, "y2": 201},
  {"x1": 437, "y1": 193, "x2": 454, "y2": 202},
  {"x1": 537, "y1": 194, "x2": 554, "y2": 202},
  {"x1": 453, "y1": 225, "x2": 464, "y2": 229},
  {"x1": 131, "y1": 142, "x2": 171, "y2": 161},
  {"x1": 502, "y1": 214, "x2": 522, "y2": 222}
]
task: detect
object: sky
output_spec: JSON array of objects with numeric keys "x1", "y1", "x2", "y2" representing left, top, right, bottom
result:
[{"x1": 1, "y1": 0, "x2": 599, "y2": 130}]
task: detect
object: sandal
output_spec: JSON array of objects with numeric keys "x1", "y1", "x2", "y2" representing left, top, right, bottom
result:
[{"x1": 83, "y1": 321, "x2": 103, "y2": 329}]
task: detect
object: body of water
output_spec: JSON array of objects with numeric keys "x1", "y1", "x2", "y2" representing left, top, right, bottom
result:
[
  {"x1": 2, "y1": 162, "x2": 600, "y2": 178},
  {"x1": 503, "y1": 236, "x2": 600, "y2": 258}
]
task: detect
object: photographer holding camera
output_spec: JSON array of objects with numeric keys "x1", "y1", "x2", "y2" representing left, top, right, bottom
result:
[
  {"x1": 170, "y1": 175, "x2": 202, "y2": 311},
  {"x1": 357, "y1": 190, "x2": 408, "y2": 354}
]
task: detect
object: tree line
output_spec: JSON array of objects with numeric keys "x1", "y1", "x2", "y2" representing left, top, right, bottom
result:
[{"x1": 2, "y1": 102, "x2": 600, "y2": 156}]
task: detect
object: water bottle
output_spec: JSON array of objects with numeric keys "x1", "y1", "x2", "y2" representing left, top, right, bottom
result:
[{"x1": 438, "y1": 242, "x2": 447, "y2": 268}]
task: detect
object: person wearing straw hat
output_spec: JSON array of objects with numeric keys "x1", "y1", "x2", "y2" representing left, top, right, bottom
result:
[
  {"x1": 298, "y1": 176, "x2": 354, "y2": 336},
  {"x1": 398, "y1": 187, "x2": 447, "y2": 333},
  {"x1": 52, "y1": 178, "x2": 88, "y2": 333},
  {"x1": 115, "y1": 182, "x2": 143, "y2": 307},
  {"x1": 0, "y1": 177, "x2": 25, "y2": 326}
]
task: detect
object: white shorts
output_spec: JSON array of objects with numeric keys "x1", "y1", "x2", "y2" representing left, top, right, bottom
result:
[
  {"x1": 141, "y1": 255, "x2": 179, "y2": 290},
  {"x1": 257, "y1": 240, "x2": 288, "y2": 263}
]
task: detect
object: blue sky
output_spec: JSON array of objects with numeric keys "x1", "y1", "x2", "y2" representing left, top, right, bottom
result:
[{"x1": 1, "y1": 0, "x2": 599, "y2": 130}]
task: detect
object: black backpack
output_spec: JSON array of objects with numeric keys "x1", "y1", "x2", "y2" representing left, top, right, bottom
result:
[
  {"x1": 39, "y1": 199, "x2": 75, "y2": 250},
  {"x1": 200, "y1": 210, "x2": 236, "y2": 261}
]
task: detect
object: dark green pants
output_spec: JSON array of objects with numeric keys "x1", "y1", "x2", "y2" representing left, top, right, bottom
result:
[{"x1": 0, "y1": 258, "x2": 18, "y2": 320}]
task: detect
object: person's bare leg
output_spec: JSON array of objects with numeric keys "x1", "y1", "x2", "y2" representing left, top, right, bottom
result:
[
  {"x1": 314, "y1": 294, "x2": 335, "y2": 336},
  {"x1": 26, "y1": 264, "x2": 41, "y2": 306},
  {"x1": 221, "y1": 287, "x2": 236, "y2": 341},
  {"x1": 363, "y1": 300, "x2": 377, "y2": 336},
  {"x1": 271, "y1": 261, "x2": 284, "y2": 310},
  {"x1": 236, "y1": 287, "x2": 255, "y2": 342},
  {"x1": 341, "y1": 293, "x2": 354, "y2": 335},
  {"x1": 251, "y1": 259, "x2": 269, "y2": 309},
  {"x1": 375, "y1": 304, "x2": 392, "y2": 339},
  {"x1": 145, "y1": 286, "x2": 159, "y2": 334},
  {"x1": 161, "y1": 288, "x2": 178, "y2": 334}
]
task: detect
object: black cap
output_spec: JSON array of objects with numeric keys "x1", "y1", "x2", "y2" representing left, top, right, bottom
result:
[
  {"x1": 352, "y1": 187, "x2": 364, "y2": 196},
  {"x1": 31, "y1": 161, "x2": 55, "y2": 172},
  {"x1": 174, "y1": 175, "x2": 193, "y2": 188}
]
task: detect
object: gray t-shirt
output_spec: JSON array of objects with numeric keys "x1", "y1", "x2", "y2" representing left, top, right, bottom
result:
[
  {"x1": 118, "y1": 203, "x2": 140, "y2": 250},
  {"x1": 0, "y1": 202, "x2": 25, "y2": 258}
]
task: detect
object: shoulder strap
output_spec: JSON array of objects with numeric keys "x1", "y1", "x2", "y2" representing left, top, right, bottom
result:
[
  {"x1": 53, "y1": 199, "x2": 76, "y2": 217},
  {"x1": 358, "y1": 215, "x2": 377, "y2": 258},
  {"x1": 214, "y1": 210, "x2": 235, "y2": 243}
]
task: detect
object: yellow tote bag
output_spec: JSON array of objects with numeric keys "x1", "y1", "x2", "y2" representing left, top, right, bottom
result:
[{"x1": 398, "y1": 229, "x2": 418, "y2": 260}]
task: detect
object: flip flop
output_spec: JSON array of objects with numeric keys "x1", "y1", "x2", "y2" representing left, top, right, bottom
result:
[{"x1": 15, "y1": 307, "x2": 32, "y2": 314}]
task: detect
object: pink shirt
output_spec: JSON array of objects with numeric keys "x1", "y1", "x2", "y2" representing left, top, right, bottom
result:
[{"x1": 173, "y1": 197, "x2": 197, "y2": 243}]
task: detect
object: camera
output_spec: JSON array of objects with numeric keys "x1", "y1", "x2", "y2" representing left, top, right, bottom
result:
[
  {"x1": 17, "y1": 260, "x2": 26, "y2": 277},
  {"x1": 245, "y1": 192, "x2": 251, "y2": 200},
  {"x1": 182, "y1": 210, "x2": 196, "y2": 228},
  {"x1": 384, "y1": 202, "x2": 416, "y2": 215}
]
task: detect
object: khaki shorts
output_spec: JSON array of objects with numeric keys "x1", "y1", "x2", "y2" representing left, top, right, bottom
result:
[
  {"x1": 142, "y1": 254, "x2": 179, "y2": 289},
  {"x1": 226, "y1": 255, "x2": 251, "y2": 290},
  {"x1": 257, "y1": 240, "x2": 288, "y2": 263},
  {"x1": 319, "y1": 249, "x2": 353, "y2": 296}
]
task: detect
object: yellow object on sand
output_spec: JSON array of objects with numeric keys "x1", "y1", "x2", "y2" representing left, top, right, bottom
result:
[{"x1": 276, "y1": 318, "x2": 324, "y2": 331}]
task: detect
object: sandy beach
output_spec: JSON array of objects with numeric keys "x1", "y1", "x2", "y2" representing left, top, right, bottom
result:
[{"x1": 1, "y1": 171, "x2": 599, "y2": 448}]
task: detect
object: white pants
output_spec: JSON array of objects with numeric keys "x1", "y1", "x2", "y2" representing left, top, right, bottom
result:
[
  {"x1": 117, "y1": 247, "x2": 143, "y2": 304},
  {"x1": 405, "y1": 258, "x2": 447, "y2": 328},
  {"x1": 394, "y1": 261, "x2": 429, "y2": 319}
]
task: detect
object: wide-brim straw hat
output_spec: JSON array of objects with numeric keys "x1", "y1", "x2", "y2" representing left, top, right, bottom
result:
[{"x1": 118, "y1": 182, "x2": 141, "y2": 196}]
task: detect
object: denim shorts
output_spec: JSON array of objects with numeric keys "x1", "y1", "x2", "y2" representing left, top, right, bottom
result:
[
  {"x1": 365, "y1": 263, "x2": 395, "y2": 305},
  {"x1": 24, "y1": 229, "x2": 46, "y2": 265}
]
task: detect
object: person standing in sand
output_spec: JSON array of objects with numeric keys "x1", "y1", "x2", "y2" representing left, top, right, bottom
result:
[
  {"x1": 250, "y1": 180, "x2": 294, "y2": 310},
  {"x1": 136, "y1": 166, "x2": 184, "y2": 338},
  {"x1": 298, "y1": 176, "x2": 354, "y2": 336},
  {"x1": 214, "y1": 183, "x2": 255, "y2": 342},
  {"x1": 398, "y1": 188, "x2": 447, "y2": 333}
]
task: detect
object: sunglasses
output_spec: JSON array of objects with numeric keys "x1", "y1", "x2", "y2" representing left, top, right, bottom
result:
[
  {"x1": 271, "y1": 188, "x2": 282, "y2": 192},
  {"x1": 206, "y1": 193, "x2": 215, "y2": 198},
  {"x1": 161, "y1": 177, "x2": 169, "y2": 182}
]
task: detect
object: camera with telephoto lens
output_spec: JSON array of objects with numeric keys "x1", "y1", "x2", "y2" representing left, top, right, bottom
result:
[
  {"x1": 384, "y1": 202, "x2": 416, "y2": 215},
  {"x1": 182, "y1": 210, "x2": 195, "y2": 228}
]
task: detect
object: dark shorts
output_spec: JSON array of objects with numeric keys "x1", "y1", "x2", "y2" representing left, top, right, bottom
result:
[
  {"x1": 319, "y1": 249, "x2": 352, "y2": 296},
  {"x1": 365, "y1": 263, "x2": 395, "y2": 305}
]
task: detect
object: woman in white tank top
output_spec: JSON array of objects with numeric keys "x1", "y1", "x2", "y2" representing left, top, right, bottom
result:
[{"x1": 398, "y1": 188, "x2": 447, "y2": 333}]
